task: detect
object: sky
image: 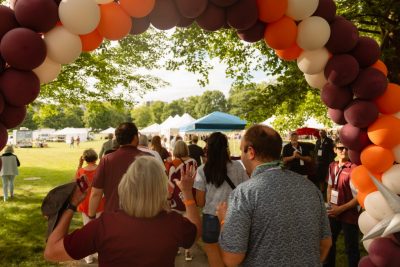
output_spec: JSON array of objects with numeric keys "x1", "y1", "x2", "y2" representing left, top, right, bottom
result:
[{"x1": 139, "y1": 59, "x2": 271, "y2": 103}]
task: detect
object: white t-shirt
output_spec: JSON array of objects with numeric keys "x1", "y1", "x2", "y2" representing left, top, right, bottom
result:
[{"x1": 194, "y1": 160, "x2": 249, "y2": 215}]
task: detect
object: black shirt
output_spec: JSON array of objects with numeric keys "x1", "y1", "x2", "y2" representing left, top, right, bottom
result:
[
  {"x1": 315, "y1": 137, "x2": 335, "y2": 164},
  {"x1": 282, "y1": 143, "x2": 310, "y2": 175}
]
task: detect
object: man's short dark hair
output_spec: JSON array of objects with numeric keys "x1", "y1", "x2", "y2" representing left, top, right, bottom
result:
[
  {"x1": 244, "y1": 124, "x2": 282, "y2": 160},
  {"x1": 115, "y1": 122, "x2": 138, "y2": 145}
]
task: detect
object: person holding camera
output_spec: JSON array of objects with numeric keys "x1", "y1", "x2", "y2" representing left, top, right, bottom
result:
[{"x1": 75, "y1": 148, "x2": 105, "y2": 264}]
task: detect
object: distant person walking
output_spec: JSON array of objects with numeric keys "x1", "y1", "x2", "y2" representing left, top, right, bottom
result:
[
  {"x1": 1, "y1": 145, "x2": 20, "y2": 201},
  {"x1": 151, "y1": 135, "x2": 170, "y2": 162},
  {"x1": 69, "y1": 137, "x2": 74, "y2": 148},
  {"x1": 75, "y1": 136, "x2": 80, "y2": 148},
  {"x1": 188, "y1": 135, "x2": 205, "y2": 166},
  {"x1": 99, "y1": 133, "x2": 117, "y2": 158}
]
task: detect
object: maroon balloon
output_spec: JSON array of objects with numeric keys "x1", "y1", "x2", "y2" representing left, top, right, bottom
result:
[
  {"x1": 0, "y1": 56, "x2": 5, "y2": 73},
  {"x1": 394, "y1": 232, "x2": 400, "y2": 245},
  {"x1": 0, "y1": 5, "x2": 19, "y2": 40},
  {"x1": 210, "y1": 0, "x2": 238, "y2": 7},
  {"x1": 0, "y1": 123, "x2": 8, "y2": 152},
  {"x1": 0, "y1": 27, "x2": 46, "y2": 71},
  {"x1": 344, "y1": 99, "x2": 379, "y2": 128},
  {"x1": 321, "y1": 83, "x2": 353, "y2": 109},
  {"x1": 352, "y1": 67, "x2": 388, "y2": 100},
  {"x1": 326, "y1": 16, "x2": 359, "y2": 54},
  {"x1": 339, "y1": 123, "x2": 371, "y2": 151},
  {"x1": 177, "y1": 16, "x2": 194, "y2": 27},
  {"x1": 196, "y1": 2, "x2": 226, "y2": 31},
  {"x1": 0, "y1": 104, "x2": 27, "y2": 129},
  {"x1": 369, "y1": 238, "x2": 400, "y2": 267},
  {"x1": 328, "y1": 108, "x2": 346, "y2": 125},
  {"x1": 130, "y1": 16, "x2": 150, "y2": 35},
  {"x1": 348, "y1": 149, "x2": 361, "y2": 165},
  {"x1": 358, "y1": 256, "x2": 377, "y2": 267},
  {"x1": 15, "y1": 0, "x2": 58, "y2": 33},
  {"x1": 237, "y1": 21, "x2": 266, "y2": 43},
  {"x1": 0, "y1": 68, "x2": 40, "y2": 107},
  {"x1": 0, "y1": 92, "x2": 5, "y2": 114},
  {"x1": 149, "y1": 0, "x2": 180, "y2": 30},
  {"x1": 226, "y1": 0, "x2": 258, "y2": 30},
  {"x1": 324, "y1": 54, "x2": 359, "y2": 87},
  {"x1": 175, "y1": 0, "x2": 208, "y2": 19},
  {"x1": 312, "y1": 0, "x2": 336, "y2": 23},
  {"x1": 351, "y1": 36, "x2": 381, "y2": 68}
]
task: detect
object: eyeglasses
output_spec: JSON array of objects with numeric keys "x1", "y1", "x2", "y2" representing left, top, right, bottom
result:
[{"x1": 336, "y1": 146, "x2": 348, "y2": 151}]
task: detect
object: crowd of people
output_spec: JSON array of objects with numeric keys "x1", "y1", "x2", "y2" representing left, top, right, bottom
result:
[{"x1": 38, "y1": 122, "x2": 365, "y2": 266}]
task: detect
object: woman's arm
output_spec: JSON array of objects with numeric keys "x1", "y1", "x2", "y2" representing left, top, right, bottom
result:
[{"x1": 195, "y1": 189, "x2": 205, "y2": 208}]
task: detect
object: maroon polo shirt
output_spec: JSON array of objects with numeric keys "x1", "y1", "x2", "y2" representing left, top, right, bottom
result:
[
  {"x1": 327, "y1": 161, "x2": 359, "y2": 224},
  {"x1": 64, "y1": 211, "x2": 197, "y2": 267},
  {"x1": 93, "y1": 145, "x2": 149, "y2": 212}
]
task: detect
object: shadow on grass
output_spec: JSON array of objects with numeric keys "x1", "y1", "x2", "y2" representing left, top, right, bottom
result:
[{"x1": 0, "y1": 167, "x2": 82, "y2": 266}]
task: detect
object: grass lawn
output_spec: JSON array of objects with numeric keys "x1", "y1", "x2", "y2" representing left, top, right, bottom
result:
[{"x1": 0, "y1": 139, "x2": 366, "y2": 266}]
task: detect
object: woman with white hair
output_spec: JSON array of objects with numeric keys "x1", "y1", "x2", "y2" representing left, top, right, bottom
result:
[
  {"x1": 1, "y1": 145, "x2": 20, "y2": 202},
  {"x1": 44, "y1": 156, "x2": 201, "y2": 266}
]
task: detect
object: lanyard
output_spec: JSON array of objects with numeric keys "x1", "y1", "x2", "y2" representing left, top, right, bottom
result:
[{"x1": 333, "y1": 164, "x2": 345, "y2": 189}]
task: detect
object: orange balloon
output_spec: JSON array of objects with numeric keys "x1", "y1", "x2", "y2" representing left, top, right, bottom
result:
[
  {"x1": 80, "y1": 30, "x2": 103, "y2": 52},
  {"x1": 120, "y1": 0, "x2": 155, "y2": 18},
  {"x1": 357, "y1": 190, "x2": 376, "y2": 208},
  {"x1": 371, "y1": 60, "x2": 388, "y2": 77},
  {"x1": 351, "y1": 165, "x2": 381, "y2": 194},
  {"x1": 275, "y1": 43, "x2": 302, "y2": 61},
  {"x1": 375, "y1": 83, "x2": 400, "y2": 115},
  {"x1": 257, "y1": 0, "x2": 288, "y2": 23},
  {"x1": 264, "y1": 16, "x2": 297, "y2": 50},
  {"x1": 97, "y1": 3, "x2": 132, "y2": 41},
  {"x1": 368, "y1": 115, "x2": 400, "y2": 149},
  {"x1": 360, "y1": 145, "x2": 394, "y2": 173}
]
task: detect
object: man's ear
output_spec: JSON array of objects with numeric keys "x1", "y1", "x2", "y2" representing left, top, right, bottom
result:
[{"x1": 248, "y1": 147, "x2": 256, "y2": 160}]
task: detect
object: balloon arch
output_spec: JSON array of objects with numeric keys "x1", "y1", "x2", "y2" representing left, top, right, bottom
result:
[{"x1": 1, "y1": 0, "x2": 400, "y2": 264}]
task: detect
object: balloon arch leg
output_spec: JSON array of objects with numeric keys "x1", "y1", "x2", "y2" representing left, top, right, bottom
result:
[{"x1": 1, "y1": 0, "x2": 400, "y2": 264}]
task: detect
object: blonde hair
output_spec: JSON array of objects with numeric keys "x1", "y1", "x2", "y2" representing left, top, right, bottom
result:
[
  {"x1": 4, "y1": 145, "x2": 14, "y2": 153},
  {"x1": 118, "y1": 156, "x2": 169, "y2": 218},
  {"x1": 173, "y1": 140, "x2": 189, "y2": 158}
]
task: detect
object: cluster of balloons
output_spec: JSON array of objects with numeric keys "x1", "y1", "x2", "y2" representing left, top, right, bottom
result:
[{"x1": 1, "y1": 1, "x2": 400, "y2": 261}]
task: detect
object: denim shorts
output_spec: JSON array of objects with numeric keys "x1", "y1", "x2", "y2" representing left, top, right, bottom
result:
[{"x1": 202, "y1": 214, "x2": 221, "y2": 243}]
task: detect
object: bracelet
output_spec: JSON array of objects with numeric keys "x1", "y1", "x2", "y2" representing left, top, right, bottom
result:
[
  {"x1": 220, "y1": 220, "x2": 225, "y2": 226},
  {"x1": 66, "y1": 202, "x2": 77, "y2": 212},
  {"x1": 183, "y1": 199, "x2": 196, "y2": 206}
]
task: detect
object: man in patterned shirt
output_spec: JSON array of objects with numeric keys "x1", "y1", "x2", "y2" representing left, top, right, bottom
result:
[{"x1": 217, "y1": 124, "x2": 332, "y2": 267}]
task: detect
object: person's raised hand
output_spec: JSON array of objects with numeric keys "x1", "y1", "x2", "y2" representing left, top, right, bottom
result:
[
  {"x1": 174, "y1": 164, "x2": 195, "y2": 193},
  {"x1": 70, "y1": 176, "x2": 88, "y2": 206}
]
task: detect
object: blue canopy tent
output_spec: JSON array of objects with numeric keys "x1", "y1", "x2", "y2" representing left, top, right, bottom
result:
[{"x1": 180, "y1": 111, "x2": 246, "y2": 132}]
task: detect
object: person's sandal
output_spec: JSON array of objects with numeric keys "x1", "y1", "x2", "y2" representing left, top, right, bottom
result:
[{"x1": 185, "y1": 250, "x2": 193, "y2": 261}]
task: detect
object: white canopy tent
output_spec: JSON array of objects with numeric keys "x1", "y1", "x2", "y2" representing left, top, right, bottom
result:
[
  {"x1": 100, "y1": 127, "x2": 115, "y2": 135},
  {"x1": 51, "y1": 128, "x2": 90, "y2": 143},
  {"x1": 140, "y1": 123, "x2": 161, "y2": 135}
]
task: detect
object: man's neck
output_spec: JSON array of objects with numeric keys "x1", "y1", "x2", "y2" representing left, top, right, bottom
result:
[{"x1": 338, "y1": 159, "x2": 349, "y2": 166}]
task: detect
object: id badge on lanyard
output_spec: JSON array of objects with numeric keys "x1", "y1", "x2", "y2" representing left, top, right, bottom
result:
[{"x1": 330, "y1": 165, "x2": 343, "y2": 205}]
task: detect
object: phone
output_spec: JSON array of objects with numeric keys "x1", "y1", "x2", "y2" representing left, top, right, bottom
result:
[{"x1": 76, "y1": 175, "x2": 89, "y2": 193}]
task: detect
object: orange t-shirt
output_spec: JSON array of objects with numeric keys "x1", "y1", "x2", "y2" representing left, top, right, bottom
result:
[{"x1": 76, "y1": 168, "x2": 105, "y2": 215}]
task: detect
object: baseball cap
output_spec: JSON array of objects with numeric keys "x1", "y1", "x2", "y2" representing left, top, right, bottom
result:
[{"x1": 41, "y1": 182, "x2": 76, "y2": 240}]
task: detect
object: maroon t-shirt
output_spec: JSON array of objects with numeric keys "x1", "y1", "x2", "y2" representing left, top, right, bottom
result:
[
  {"x1": 93, "y1": 145, "x2": 149, "y2": 212},
  {"x1": 64, "y1": 210, "x2": 197, "y2": 267}
]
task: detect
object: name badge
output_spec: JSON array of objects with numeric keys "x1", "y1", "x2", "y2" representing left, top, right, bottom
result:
[
  {"x1": 300, "y1": 159, "x2": 304, "y2": 166},
  {"x1": 330, "y1": 190, "x2": 339, "y2": 205},
  {"x1": 318, "y1": 149, "x2": 322, "y2": 156}
]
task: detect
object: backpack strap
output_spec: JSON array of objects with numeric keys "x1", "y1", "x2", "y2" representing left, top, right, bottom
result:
[{"x1": 225, "y1": 175, "x2": 236, "y2": 190}]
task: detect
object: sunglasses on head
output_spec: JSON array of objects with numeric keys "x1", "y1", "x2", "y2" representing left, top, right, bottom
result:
[{"x1": 336, "y1": 146, "x2": 348, "y2": 151}]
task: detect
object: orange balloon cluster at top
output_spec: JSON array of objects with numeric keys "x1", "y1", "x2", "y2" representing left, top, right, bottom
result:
[{"x1": 79, "y1": 0, "x2": 155, "y2": 52}]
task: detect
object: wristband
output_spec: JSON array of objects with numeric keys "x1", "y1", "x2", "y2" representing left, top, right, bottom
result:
[
  {"x1": 183, "y1": 199, "x2": 196, "y2": 206},
  {"x1": 220, "y1": 220, "x2": 225, "y2": 226},
  {"x1": 66, "y1": 202, "x2": 77, "y2": 212}
]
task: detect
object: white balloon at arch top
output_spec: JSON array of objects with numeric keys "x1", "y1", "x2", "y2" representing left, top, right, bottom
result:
[
  {"x1": 297, "y1": 48, "x2": 330, "y2": 75},
  {"x1": 95, "y1": 0, "x2": 113, "y2": 4},
  {"x1": 359, "y1": 211, "x2": 380, "y2": 235},
  {"x1": 44, "y1": 26, "x2": 82, "y2": 65},
  {"x1": 304, "y1": 71, "x2": 327, "y2": 90},
  {"x1": 382, "y1": 164, "x2": 400, "y2": 195},
  {"x1": 33, "y1": 57, "x2": 61, "y2": 84},
  {"x1": 297, "y1": 16, "x2": 331, "y2": 50},
  {"x1": 59, "y1": 0, "x2": 101, "y2": 35},
  {"x1": 286, "y1": 0, "x2": 319, "y2": 21},
  {"x1": 364, "y1": 191, "x2": 395, "y2": 221}
]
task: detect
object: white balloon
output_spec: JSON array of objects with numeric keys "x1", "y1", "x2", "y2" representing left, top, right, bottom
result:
[
  {"x1": 297, "y1": 16, "x2": 331, "y2": 50},
  {"x1": 358, "y1": 211, "x2": 380, "y2": 235},
  {"x1": 44, "y1": 26, "x2": 82, "y2": 65},
  {"x1": 393, "y1": 145, "x2": 400, "y2": 164},
  {"x1": 304, "y1": 71, "x2": 327, "y2": 90},
  {"x1": 364, "y1": 191, "x2": 395, "y2": 221},
  {"x1": 33, "y1": 57, "x2": 62, "y2": 84},
  {"x1": 363, "y1": 239, "x2": 373, "y2": 253},
  {"x1": 95, "y1": 0, "x2": 113, "y2": 4},
  {"x1": 59, "y1": 0, "x2": 100, "y2": 35},
  {"x1": 394, "y1": 111, "x2": 400, "y2": 120},
  {"x1": 382, "y1": 164, "x2": 400, "y2": 194},
  {"x1": 286, "y1": 0, "x2": 319, "y2": 21},
  {"x1": 297, "y1": 48, "x2": 330, "y2": 75}
]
